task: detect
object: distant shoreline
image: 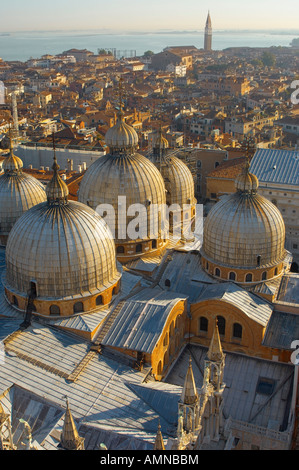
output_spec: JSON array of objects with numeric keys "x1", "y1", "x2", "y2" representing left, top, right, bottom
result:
[
  {"x1": 2, "y1": 28, "x2": 299, "y2": 36},
  {"x1": 0, "y1": 29, "x2": 297, "y2": 62}
]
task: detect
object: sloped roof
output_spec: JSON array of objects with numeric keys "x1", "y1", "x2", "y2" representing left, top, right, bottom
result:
[
  {"x1": 262, "y1": 310, "x2": 299, "y2": 350},
  {"x1": 0, "y1": 317, "x2": 174, "y2": 449},
  {"x1": 102, "y1": 288, "x2": 187, "y2": 353},
  {"x1": 207, "y1": 157, "x2": 247, "y2": 179},
  {"x1": 194, "y1": 282, "x2": 273, "y2": 326},
  {"x1": 250, "y1": 148, "x2": 299, "y2": 187},
  {"x1": 166, "y1": 344, "x2": 294, "y2": 431}
]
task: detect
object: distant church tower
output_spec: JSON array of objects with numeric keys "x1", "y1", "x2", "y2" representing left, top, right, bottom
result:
[{"x1": 204, "y1": 11, "x2": 212, "y2": 51}]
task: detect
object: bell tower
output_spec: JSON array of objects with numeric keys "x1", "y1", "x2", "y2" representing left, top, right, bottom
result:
[{"x1": 204, "y1": 11, "x2": 212, "y2": 51}]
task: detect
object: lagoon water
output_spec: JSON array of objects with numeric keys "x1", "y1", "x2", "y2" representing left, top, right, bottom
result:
[{"x1": 0, "y1": 29, "x2": 298, "y2": 62}]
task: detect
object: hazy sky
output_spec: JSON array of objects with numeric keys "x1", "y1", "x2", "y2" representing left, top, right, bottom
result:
[{"x1": 1, "y1": 0, "x2": 299, "y2": 32}]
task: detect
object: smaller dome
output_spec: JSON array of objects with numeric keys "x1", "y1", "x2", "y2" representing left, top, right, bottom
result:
[
  {"x1": 105, "y1": 112, "x2": 138, "y2": 153},
  {"x1": 45, "y1": 155, "x2": 69, "y2": 204},
  {"x1": 0, "y1": 143, "x2": 47, "y2": 245},
  {"x1": 161, "y1": 155, "x2": 195, "y2": 207}
]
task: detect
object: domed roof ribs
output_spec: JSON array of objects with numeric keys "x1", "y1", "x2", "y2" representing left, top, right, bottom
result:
[{"x1": 45, "y1": 134, "x2": 69, "y2": 205}]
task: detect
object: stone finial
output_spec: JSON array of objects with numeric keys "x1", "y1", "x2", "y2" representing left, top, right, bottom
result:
[
  {"x1": 60, "y1": 397, "x2": 84, "y2": 450},
  {"x1": 153, "y1": 421, "x2": 165, "y2": 450},
  {"x1": 180, "y1": 356, "x2": 198, "y2": 405},
  {"x1": 207, "y1": 319, "x2": 224, "y2": 362}
]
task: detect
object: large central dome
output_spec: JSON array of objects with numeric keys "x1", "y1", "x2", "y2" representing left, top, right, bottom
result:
[
  {"x1": 78, "y1": 111, "x2": 168, "y2": 262},
  {"x1": 201, "y1": 164, "x2": 288, "y2": 284},
  {"x1": 4, "y1": 155, "x2": 121, "y2": 316}
]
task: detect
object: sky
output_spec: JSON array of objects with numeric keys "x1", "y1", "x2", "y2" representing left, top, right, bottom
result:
[{"x1": 1, "y1": 0, "x2": 299, "y2": 32}]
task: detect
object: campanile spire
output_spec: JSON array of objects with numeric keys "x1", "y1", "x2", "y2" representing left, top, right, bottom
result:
[{"x1": 204, "y1": 11, "x2": 212, "y2": 51}]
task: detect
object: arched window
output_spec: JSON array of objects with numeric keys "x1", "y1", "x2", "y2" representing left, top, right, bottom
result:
[
  {"x1": 245, "y1": 273, "x2": 252, "y2": 282},
  {"x1": 229, "y1": 271, "x2": 236, "y2": 281},
  {"x1": 165, "y1": 279, "x2": 171, "y2": 287},
  {"x1": 163, "y1": 351, "x2": 169, "y2": 368},
  {"x1": 215, "y1": 268, "x2": 221, "y2": 277},
  {"x1": 262, "y1": 271, "x2": 267, "y2": 281},
  {"x1": 257, "y1": 255, "x2": 261, "y2": 267},
  {"x1": 199, "y1": 316, "x2": 208, "y2": 333},
  {"x1": 217, "y1": 316, "x2": 225, "y2": 336},
  {"x1": 112, "y1": 286, "x2": 118, "y2": 296},
  {"x1": 96, "y1": 295, "x2": 103, "y2": 306},
  {"x1": 73, "y1": 302, "x2": 84, "y2": 314},
  {"x1": 117, "y1": 245, "x2": 124, "y2": 254},
  {"x1": 50, "y1": 305, "x2": 60, "y2": 316},
  {"x1": 30, "y1": 281, "x2": 37, "y2": 297},
  {"x1": 233, "y1": 323, "x2": 242, "y2": 339},
  {"x1": 152, "y1": 239, "x2": 157, "y2": 249},
  {"x1": 291, "y1": 262, "x2": 299, "y2": 273},
  {"x1": 136, "y1": 243, "x2": 142, "y2": 253},
  {"x1": 274, "y1": 267, "x2": 278, "y2": 276}
]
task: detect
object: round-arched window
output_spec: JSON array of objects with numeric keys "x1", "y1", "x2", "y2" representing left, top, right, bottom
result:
[
  {"x1": 50, "y1": 305, "x2": 60, "y2": 315},
  {"x1": 217, "y1": 316, "x2": 226, "y2": 336},
  {"x1": 233, "y1": 322, "x2": 242, "y2": 339},
  {"x1": 73, "y1": 302, "x2": 84, "y2": 314}
]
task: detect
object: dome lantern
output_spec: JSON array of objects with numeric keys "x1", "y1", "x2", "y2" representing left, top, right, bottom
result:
[
  {"x1": 45, "y1": 154, "x2": 69, "y2": 205},
  {"x1": 234, "y1": 160, "x2": 259, "y2": 194},
  {"x1": 153, "y1": 127, "x2": 169, "y2": 157},
  {"x1": 105, "y1": 78, "x2": 138, "y2": 155},
  {"x1": 2, "y1": 136, "x2": 23, "y2": 174}
]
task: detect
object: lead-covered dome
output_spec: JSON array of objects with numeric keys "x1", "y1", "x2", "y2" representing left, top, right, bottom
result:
[
  {"x1": 78, "y1": 114, "x2": 168, "y2": 261},
  {"x1": 159, "y1": 155, "x2": 195, "y2": 208},
  {"x1": 150, "y1": 129, "x2": 196, "y2": 239},
  {"x1": 201, "y1": 165, "x2": 288, "y2": 283},
  {"x1": 4, "y1": 155, "x2": 121, "y2": 316},
  {"x1": 0, "y1": 145, "x2": 47, "y2": 246}
]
